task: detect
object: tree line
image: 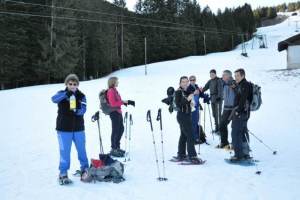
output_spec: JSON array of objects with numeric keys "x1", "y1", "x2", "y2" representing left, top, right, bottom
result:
[
  {"x1": 253, "y1": 1, "x2": 300, "y2": 27},
  {"x1": 0, "y1": 0, "x2": 259, "y2": 90}
]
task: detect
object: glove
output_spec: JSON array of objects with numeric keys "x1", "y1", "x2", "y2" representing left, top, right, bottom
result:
[
  {"x1": 168, "y1": 105, "x2": 174, "y2": 113},
  {"x1": 91, "y1": 111, "x2": 100, "y2": 122},
  {"x1": 128, "y1": 100, "x2": 135, "y2": 107},
  {"x1": 203, "y1": 93, "x2": 210, "y2": 104},
  {"x1": 216, "y1": 97, "x2": 221, "y2": 102},
  {"x1": 199, "y1": 104, "x2": 203, "y2": 111}
]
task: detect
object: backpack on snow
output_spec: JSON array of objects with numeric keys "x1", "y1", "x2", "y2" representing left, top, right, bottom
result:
[
  {"x1": 81, "y1": 157, "x2": 125, "y2": 184},
  {"x1": 248, "y1": 82, "x2": 262, "y2": 112},
  {"x1": 99, "y1": 89, "x2": 118, "y2": 115}
]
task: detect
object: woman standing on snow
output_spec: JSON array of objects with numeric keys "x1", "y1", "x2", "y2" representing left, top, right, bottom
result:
[
  {"x1": 107, "y1": 77, "x2": 134, "y2": 157},
  {"x1": 51, "y1": 74, "x2": 89, "y2": 185}
]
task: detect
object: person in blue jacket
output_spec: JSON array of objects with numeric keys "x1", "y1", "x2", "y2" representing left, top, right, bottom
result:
[
  {"x1": 51, "y1": 74, "x2": 89, "y2": 185},
  {"x1": 187, "y1": 75, "x2": 208, "y2": 144}
]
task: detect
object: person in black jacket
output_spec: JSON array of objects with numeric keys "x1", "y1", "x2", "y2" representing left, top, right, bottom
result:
[
  {"x1": 230, "y1": 69, "x2": 251, "y2": 161},
  {"x1": 202, "y1": 69, "x2": 223, "y2": 133},
  {"x1": 51, "y1": 74, "x2": 89, "y2": 184},
  {"x1": 174, "y1": 76, "x2": 204, "y2": 164}
]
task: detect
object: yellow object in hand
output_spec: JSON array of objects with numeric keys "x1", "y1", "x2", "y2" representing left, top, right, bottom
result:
[{"x1": 70, "y1": 94, "x2": 77, "y2": 111}]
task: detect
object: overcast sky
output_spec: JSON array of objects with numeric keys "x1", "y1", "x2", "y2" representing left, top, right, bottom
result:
[{"x1": 108, "y1": 0, "x2": 298, "y2": 12}]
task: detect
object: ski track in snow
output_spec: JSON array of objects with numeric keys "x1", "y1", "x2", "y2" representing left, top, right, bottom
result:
[{"x1": 1, "y1": 14, "x2": 300, "y2": 200}]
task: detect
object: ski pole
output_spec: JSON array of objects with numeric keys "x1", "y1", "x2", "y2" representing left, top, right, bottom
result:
[
  {"x1": 244, "y1": 132, "x2": 262, "y2": 175},
  {"x1": 127, "y1": 114, "x2": 133, "y2": 161},
  {"x1": 198, "y1": 109, "x2": 201, "y2": 155},
  {"x1": 92, "y1": 111, "x2": 104, "y2": 154},
  {"x1": 207, "y1": 104, "x2": 215, "y2": 140},
  {"x1": 147, "y1": 110, "x2": 162, "y2": 181},
  {"x1": 248, "y1": 130, "x2": 277, "y2": 155},
  {"x1": 156, "y1": 108, "x2": 168, "y2": 181},
  {"x1": 204, "y1": 104, "x2": 206, "y2": 135},
  {"x1": 124, "y1": 112, "x2": 128, "y2": 160}
]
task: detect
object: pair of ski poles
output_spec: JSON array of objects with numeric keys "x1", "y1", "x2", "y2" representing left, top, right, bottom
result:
[
  {"x1": 147, "y1": 109, "x2": 168, "y2": 182},
  {"x1": 124, "y1": 111, "x2": 133, "y2": 162}
]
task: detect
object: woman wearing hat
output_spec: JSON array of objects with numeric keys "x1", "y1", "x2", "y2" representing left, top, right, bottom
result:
[{"x1": 51, "y1": 74, "x2": 89, "y2": 185}]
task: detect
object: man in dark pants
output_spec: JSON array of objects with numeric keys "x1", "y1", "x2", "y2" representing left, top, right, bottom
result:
[
  {"x1": 216, "y1": 70, "x2": 236, "y2": 149},
  {"x1": 174, "y1": 76, "x2": 204, "y2": 164},
  {"x1": 202, "y1": 69, "x2": 223, "y2": 133},
  {"x1": 230, "y1": 69, "x2": 251, "y2": 161}
]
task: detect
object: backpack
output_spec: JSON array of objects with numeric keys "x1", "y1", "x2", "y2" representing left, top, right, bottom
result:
[
  {"x1": 81, "y1": 157, "x2": 125, "y2": 184},
  {"x1": 99, "y1": 89, "x2": 117, "y2": 115},
  {"x1": 248, "y1": 82, "x2": 262, "y2": 111}
]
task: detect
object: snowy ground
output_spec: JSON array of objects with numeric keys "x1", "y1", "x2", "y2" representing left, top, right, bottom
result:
[{"x1": 1, "y1": 15, "x2": 300, "y2": 200}]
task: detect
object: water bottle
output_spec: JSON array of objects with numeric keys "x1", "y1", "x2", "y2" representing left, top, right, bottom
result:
[{"x1": 70, "y1": 94, "x2": 76, "y2": 112}]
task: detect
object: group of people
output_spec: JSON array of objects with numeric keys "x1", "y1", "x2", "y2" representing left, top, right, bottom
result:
[
  {"x1": 51, "y1": 68, "x2": 253, "y2": 184},
  {"x1": 173, "y1": 68, "x2": 252, "y2": 164},
  {"x1": 51, "y1": 75, "x2": 131, "y2": 184}
]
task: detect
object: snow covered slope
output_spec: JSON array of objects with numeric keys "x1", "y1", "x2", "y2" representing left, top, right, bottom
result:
[{"x1": 1, "y1": 15, "x2": 300, "y2": 200}]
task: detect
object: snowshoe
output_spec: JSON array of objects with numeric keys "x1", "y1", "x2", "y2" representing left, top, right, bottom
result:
[
  {"x1": 224, "y1": 156, "x2": 258, "y2": 166},
  {"x1": 179, "y1": 157, "x2": 206, "y2": 165},
  {"x1": 58, "y1": 175, "x2": 73, "y2": 185},
  {"x1": 169, "y1": 155, "x2": 188, "y2": 162}
]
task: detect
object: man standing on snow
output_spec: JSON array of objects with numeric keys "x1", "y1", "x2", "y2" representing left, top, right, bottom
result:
[
  {"x1": 51, "y1": 74, "x2": 89, "y2": 185},
  {"x1": 202, "y1": 69, "x2": 223, "y2": 134},
  {"x1": 173, "y1": 76, "x2": 205, "y2": 164},
  {"x1": 216, "y1": 70, "x2": 236, "y2": 149},
  {"x1": 230, "y1": 69, "x2": 251, "y2": 161}
]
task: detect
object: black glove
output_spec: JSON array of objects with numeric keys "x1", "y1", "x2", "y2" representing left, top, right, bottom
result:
[
  {"x1": 216, "y1": 97, "x2": 221, "y2": 102},
  {"x1": 203, "y1": 93, "x2": 210, "y2": 104},
  {"x1": 128, "y1": 100, "x2": 135, "y2": 107},
  {"x1": 91, "y1": 111, "x2": 100, "y2": 122},
  {"x1": 199, "y1": 104, "x2": 204, "y2": 111},
  {"x1": 168, "y1": 105, "x2": 174, "y2": 113}
]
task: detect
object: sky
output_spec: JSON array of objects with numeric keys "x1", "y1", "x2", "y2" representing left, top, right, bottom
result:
[{"x1": 108, "y1": 0, "x2": 298, "y2": 12}]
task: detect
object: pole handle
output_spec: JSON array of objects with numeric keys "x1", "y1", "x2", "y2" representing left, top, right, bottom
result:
[
  {"x1": 156, "y1": 108, "x2": 162, "y2": 131},
  {"x1": 124, "y1": 111, "x2": 128, "y2": 123},
  {"x1": 147, "y1": 110, "x2": 153, "y2": 132},
  {"x1": 130, "y1": 114, "x2": 133, "y2": 125}
]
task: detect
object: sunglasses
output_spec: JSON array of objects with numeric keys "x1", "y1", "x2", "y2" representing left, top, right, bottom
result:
[
  {"x1": 190, "y1": 79, "x2": 196, "y2": 81},
  {"x1": 68, "y1": 82, "x2": 78, "y2": 86}
]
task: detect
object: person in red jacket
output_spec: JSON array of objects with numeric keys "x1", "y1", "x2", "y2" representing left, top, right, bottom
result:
[{"x1": 107, "y1": 77, "x2": 134, "y2": 157}]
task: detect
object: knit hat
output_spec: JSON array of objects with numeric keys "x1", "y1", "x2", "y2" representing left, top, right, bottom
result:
[{"x1": 64, "y1": 74, "x2": 79, "y2": 85}]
